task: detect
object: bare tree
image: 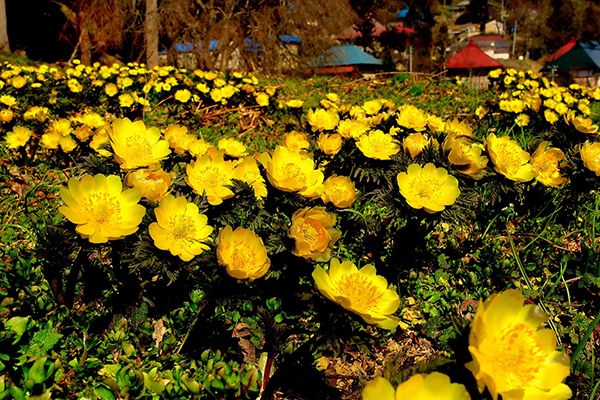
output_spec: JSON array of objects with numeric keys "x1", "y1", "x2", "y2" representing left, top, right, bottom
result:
[
  {"x1": 0, "y1": 0, "x2": 9, "y2": 52},
  {"x1": 145, "y1": 0, "x2": 159, "y2": 68}
]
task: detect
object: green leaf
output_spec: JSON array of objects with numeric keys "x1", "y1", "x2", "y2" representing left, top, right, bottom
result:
[
  {"x1": 4, "y1": 316, "x2": 30, "y2": 344},
  {"x1": 27, "y1": 357, "x2": 50, "y2": 385},
  {"x1": 94, "y1": 385, "x2": 117, "y2": 400},
  {"x1": 25, "y1": 329, "x2": 63, "y2": 357}
]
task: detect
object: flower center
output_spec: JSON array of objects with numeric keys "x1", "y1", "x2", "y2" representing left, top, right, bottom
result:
[
  {"x1": 169, "y1": 215, "x2": 195, "y2": 240},
  {"x1": 492, "y1": 323, "x2": 546, "y2": 387},
  {"x1": 86, "y1": 193, "x2": 121, "y2": 225},
  {"x1": 302, "y1": 219, "x2": 327, "y2": 247},
  {"x1": 337, "y1": 273, "x2": 382, "y2": 311}
]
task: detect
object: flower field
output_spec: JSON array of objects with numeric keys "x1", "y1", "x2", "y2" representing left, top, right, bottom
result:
[{"x1": 0, "y1": 60, "x2": 599, "y2": 399}]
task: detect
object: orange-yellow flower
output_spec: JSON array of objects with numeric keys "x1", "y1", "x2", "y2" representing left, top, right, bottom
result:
[
  {"x1": 312, "y1": 258, "x2": 400, "y2": 329},
  {"x1": 289, "y1": 207, "x2": 340, "y2": 261},
  {"x1": 362, "y1": 373, "x2": 470, "y2": 400},
  {"x1": 443, "y1": 134, "x2": 489, "y2": 180},
  {"x1": 149, "y1": 195, "x2": 213, "y2": 261},
  {"x1": 126, "y1": 168, "x2": 173, "y2": 202},
  {"x1": 174, "y1": 89, "x2": 192, "y2": 103},
  {"x1": 321, "y1": 176, "x2": 357, "y2": 208},
  {"x1": 109, "y1": 118, "x2": 171, "y2": 169},
  {"x1": 403, "y1": 132, "x2": 433, "y2": 159},
  {"x1": 307, "y1": 108, "x2": 339, "y2": 131},
  {"x1": 466, "y1": 289, "x2": 572, "y2": 400},
  {"x1": 59, "y1": 174, "x2": 145, "y2": 243},
  {"x1": 580, "y1": 141, "x2": 600, "y2": 176},
  {"x1": 186, "y1": 150, "x2": 236, "y2": 205},
  {"x1": 356, "y1": 130, "x2": 399, "y2": 160},
  {"x1": 164, "y1": 124, "x2": 195, "y2": 154},
  {"x1": 232, "y1": 156, "x2": 268, "y2": 199},
  {"x1": 317, "y1": 133, "x2": 343, "y2": 156},
  {"x1": 396, "y1": 163, "x2": 460, "y2": 213},
  {"x1": 531, "y1": 141, "x2": 567, "y2": 187},
  {"x1": 486, "y1": 134, "x2": 535, "y2": 182},
  {"x1": 337, "y1": 119, "x2": 370, "y2": 139},
  {"x1": 362, "y1": 99, "x2": 383, "y2": 115},
  {"x1": 571, "y1": 115, "x2": 598, "y2": 134},
  {"x1": 217, "y1": 226, "x2": 270, "y2": 281},
  {"x1": 264, "y1": 146, "x2": 322, "y2": 193}
]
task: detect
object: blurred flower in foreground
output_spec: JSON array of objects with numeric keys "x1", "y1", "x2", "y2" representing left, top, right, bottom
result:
[
  {"x1": 580, "y1": 141, "x2": 600, "y2": 176},
  {"x1": 396, "y1": 163, "x2": 460, "y2": 213},
  {"x1": 59, "y1": 174, "x2": 145, "y2": 243},
  {"x1": 362, "y1": 373, "x2": 470, "y2": 400},
  {"x1": 289, "y1": 207, "x2": 340, "y2": 261},
  {"x1": 217, "y1": 226, "x2": 270, "y2": 281},
  {"x1": 312, "y1": 258, "x2": 400, "y2": 330},
  {"x1": 467, "y1": 289, "x2": 572, "y2": 400},
  {"x1": 149, "y1": 195, "x2": 213, "y2": 261}
]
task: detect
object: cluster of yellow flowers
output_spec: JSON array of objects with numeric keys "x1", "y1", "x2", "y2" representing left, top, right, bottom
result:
[
  {"x1": 487, "y1": 67, "x2": 599, "y2": 133},
  {"x1": 362, "y1": 290, "x2": 572, "y2": 400}
]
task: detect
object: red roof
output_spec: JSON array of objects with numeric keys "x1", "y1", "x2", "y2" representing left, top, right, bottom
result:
[
  {"x1": 547, "y1": 38, "x2": 577, "y2": 62},
  {"x1": 446, "y1": 41, "x2": 504, "y2": 69}
]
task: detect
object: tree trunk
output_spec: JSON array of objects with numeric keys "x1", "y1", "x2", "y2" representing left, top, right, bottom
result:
[
  {"x1": 0, "y1": 0, "x2": 9, "y2": 52},
  {"x1": 145, "y1": 0, "x2": 159, "y2": 68}
]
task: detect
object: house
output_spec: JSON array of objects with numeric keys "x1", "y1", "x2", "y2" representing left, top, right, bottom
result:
[
  {"x1": 446, "y1": 41, "x2": 504, "y2": 88},
  {"x1": 542, "y1": 40, "x2": 600, "y2": 87},
  {"x1": 450, "y1": 35, "x2": 510, "y2": 60},
  {"x1": 310, "y1": 44, "x2": 384, "y2": 74}
]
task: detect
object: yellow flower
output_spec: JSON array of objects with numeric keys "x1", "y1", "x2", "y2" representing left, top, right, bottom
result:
[
  {"x1": 118, "y1": 93, "x2": 135, "y2": 107},
  {"x1": 486, "y1": 134, "x2": 535, "y2": 182},
  {"x1": 265, "y1": 146, "x2": 322, "y2": 193},
  {"x1": 475, "y1": 106, "x2": 488, "y2": 119},
  {"x1": 500, "y1": 99, "x2": 525, "y2": 113},
  {"x1": 317, "y1": 133, "x2": 343, "y2": 156},
  {"x1": 337, "y1": 119, "x2": 370, "y2": 139},
  {"x1": 11, "y1": 75, "x2": 27, "y2": 89},
  {"x1": 362, "y1": 99, "x2": 383, "y2": 115},
  {"x1": 321, "y1": 175, "x2": 357, "y2": 208},
  {"x1": 285, "y1": 99, "x2": 304, "y2": 108},
  {"x1": 217, "y1": 226, "x2": 270, "y2": 281},
  {"x1": 307, "y1": 108, "x2": 339, "y2": 131},
  {"x1": 515, "y1": 113, "x2": 530, "y2": 127},
  {"x1": 232, "y1": 156, "x2": 268, "y2": 199},
  {"x1": 444, "y1": 134, "x2": 488, "y2": 180},
  {"x1": 571, "y1": 115, "x2": 598, "y2": 134},
  {"x1": 164, "y1": 124, "x2": 195, "y2": 154},
  {"x1": 5, "y1": 126, "x2": 32, "y2": 149},
  {"x1": 289, "y1": 207, "x2": 340, "y2": 261},
  {"x1": 59, "y1": 174, "x2": 145, "y2": 243},
  {"x1": 126, "y1": 168, "x2": 173, "y2": 202},
  {"x1": 489, "y1": 68, "x2": 502, "y2": 78},
  {"x1": 363, "y1": 373, "x2": 471, "y2": 400},
  {"x1": 580, "y1": 141, "x2": 600, "y2": 176},
  {"x1": 49, "y1": 119, "x2": 72, "y2": 136},
  {"x1": 58, "y1": 135, "x2": 78, "y2": 153},
  {"x1": 188, "y1": 138, "x2": 213, "y2": 157},
  {"x1": 109, "y1": 118, "x2": 171, "y2": 169},
  {"x1": 445, "y1": 119, "x2": 473, "y2": 137},
  {"x1": 396, "y1": 163, "x2": 460, "y2": 213},
  {"x1": 544, "y1": 109, "x2": 559, "y2": 124},
  {"x1": 396, "y1": 104, "x2": 428, "y2": 132},
  {"x1": 186, "y1": 150, "x2": 236, "y2": 205},
  {"x1": 255, "y1": 92, "x2": 270, "y2": 106},
  {"x1": 218, "y1": 137, "x2": 247, "y2": 158},
  {"x1": 79, "y1": 112, "x2": 106, "y2": 128},
  {"x1": 0, "y1": 108, "x2": 14, "y2": 123},
  {"x1": 40, "y1": 132, "x2": 61, "y2": 149},
  {"x1": 283, "y1": 131, "x2": 310, "y2": 151},
  {"x1": 312, "y1": 258, "x2": 400, "y2": 329},
  {"x1": 403, "y1": 132, "x2": 432, "y2": 159},
  {"x1": 466, "y1": 289, "x2": 572, "y2": 400},
  {"x1": 104, "y1": 83, "x2": 118, "y2": 97},
  {"x1": 149, "y1": 195, "x2": 213, "y2": 261},
  {"x1": 356, "y1": 130, "x2": 399, "y2": 160},
  {"x1": 427, "y1": 114, "x2": 445, "y2": 134},
  {"x1": 531, "y1": 142, "x2": 567, "y2": 187},
  {"x1": 174, "y1": 89, "x2": 192, "y2": 103},
  {"x1": 0, "y1": 95, "x2": 17, "y2": 107}
]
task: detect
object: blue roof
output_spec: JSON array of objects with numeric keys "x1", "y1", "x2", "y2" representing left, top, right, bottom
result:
[
  {"x1": 311, "y1": 45, "x2": 383, "y2": 67},
  {"x1": 279, "y1": 35, "x2": 301, "y2": 44}
]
